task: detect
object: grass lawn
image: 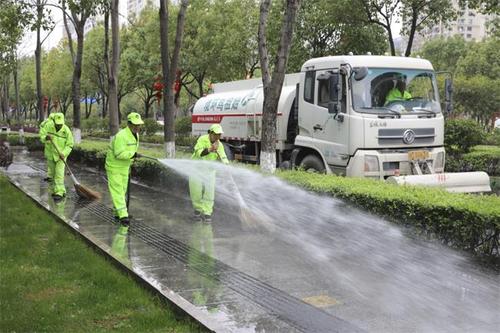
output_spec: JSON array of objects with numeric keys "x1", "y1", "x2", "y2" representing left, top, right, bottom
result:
[{"x1": 0, "y1": 175, "x2": 207, "y2": 333}]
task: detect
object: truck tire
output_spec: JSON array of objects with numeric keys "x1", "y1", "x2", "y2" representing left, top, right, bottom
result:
[
  {"x1": 223, "y1": 143, "x2": 234, "y2": 161},
  {"x1": 300, "y1": 155, "x2": 325, "y2": 173}
]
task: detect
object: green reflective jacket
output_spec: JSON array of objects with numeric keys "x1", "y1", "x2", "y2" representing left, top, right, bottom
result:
[
  {"x1": 192, "y1": 134, "x2": 228, "y2": 164},
  {"x1": 105, "y1": 126, "x2": 139, "y2": 170},
  {"x1": 42, "y1": 122, "x2": 74, "y2": 161},
  {"x1": 39, "y1": 117, "x2": 54, "y2": 158},
  {"x1": 385, "y1": 88, "x2": 412, "y2": 105}
]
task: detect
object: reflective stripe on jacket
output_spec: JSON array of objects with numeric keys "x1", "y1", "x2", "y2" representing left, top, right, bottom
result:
[
  {"x1": 105, "y1": 126, "x2": 139, "y2": 170},
  {"x1": 192, "y1": 134, "x2": 228, "y2": 164}
]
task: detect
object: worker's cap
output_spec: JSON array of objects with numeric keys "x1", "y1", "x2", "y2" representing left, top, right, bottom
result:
[
  {"x1": 48, "y1": 112, "x2": 56, "y2": 119},
  {"x1": 209, "y1": 123, "x2": 223, "y2": 134},
  {"x1": 53, "y1": 113, "x2": 65, "y2": 125},
  {"x1": 127, "y1": 112, "x2": 144, "y2": 125}
]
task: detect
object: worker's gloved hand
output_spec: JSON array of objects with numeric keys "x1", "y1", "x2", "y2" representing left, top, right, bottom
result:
[
  {"x1": 209, "y1": 142, "x2": 218, "y2": 152},
  {"x1": 59, "y1": 153, "x2": 65, "y2": 160}
]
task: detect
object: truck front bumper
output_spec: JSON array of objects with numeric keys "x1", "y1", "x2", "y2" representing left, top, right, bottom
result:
[{"x1": 346, "y1": 147, "x2": 446, "y2": 179}]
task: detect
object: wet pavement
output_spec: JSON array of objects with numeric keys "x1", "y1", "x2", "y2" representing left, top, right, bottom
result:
[{"x1": 2, "y1": 148, "x2": 499, "y2": 333}]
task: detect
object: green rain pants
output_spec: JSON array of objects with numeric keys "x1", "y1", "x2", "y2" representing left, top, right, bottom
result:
[
  {"x1": 46, "y1": 158, "x2": 55, "y2": 180},
  {"x1": 106, "y1": 167, "x2": 130, "y2": 219},
  {"x1": 189, "y1": 170, "x2": 216, "y2": 216},
  {"x1": 48, "y1": 159, "x2": 66, "y2": 196}
]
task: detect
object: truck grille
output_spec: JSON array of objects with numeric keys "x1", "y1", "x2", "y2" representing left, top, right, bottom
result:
[{"x1": 377, "y1": 128, "x2": 435, "y2": 145}]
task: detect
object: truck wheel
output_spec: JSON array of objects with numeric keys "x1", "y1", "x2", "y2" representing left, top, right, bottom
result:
[
  {"x1": 300, "y1": 155, "x2": 325, "y2": 173},
  {"x1": 223, "y1": 143, "x2": 234, "y2": 161}
]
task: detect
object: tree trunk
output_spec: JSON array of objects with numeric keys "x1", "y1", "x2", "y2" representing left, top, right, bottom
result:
[
  {"x1": 159, "y1": 0, "x2": 172, "y2": 157},
  {"x1": 14, "y1": 61, "x2": 20, "y2": 121},
  {"x1": 404, "y1": 11, "x2": 418, "y2": 57},
  {"x1": 108, "y1": 0, "x2": 120, "y2": 137},
  {"x1": 71, "y1": 25, "x2": 85, "y2": 143},
  {"x1": 258, "y1": 0, "x2": 301, "y2": 173},
  {"x1": 35, "y1": 0, "x2": 44, "y2": 122}
]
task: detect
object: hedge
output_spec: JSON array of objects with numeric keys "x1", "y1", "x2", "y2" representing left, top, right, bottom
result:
[
  {"x1": 9, "y1": 134, "x2": 500, "y2": 257},
  {"x1": 446, "y1": 145, "x2": 500, "y2": 176},
  {"x1": 278, "y1": 171, "x2": 500, "y2": 257}
]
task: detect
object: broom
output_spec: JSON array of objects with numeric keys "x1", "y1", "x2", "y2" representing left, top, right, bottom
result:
[{"x1": 49, "y1": 137, "x2": 101, "y2": 200}]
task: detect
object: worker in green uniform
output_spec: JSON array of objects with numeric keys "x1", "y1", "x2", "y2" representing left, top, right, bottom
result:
[
  {"x1": 41, "y1": 113, "x2": 74, "y2": 201},
  {"x1": 385, "y1": 78, "x2": 412, "y2": 105},
  {"x1": 189, "y1": 123, "x2": 229, "y2": 222},
  {"x1": 105, "y1": 112, "x2": 144, "y2": 226},
  {"x1": 39, "y1": 113, "x2": 57, "y2": 181}
]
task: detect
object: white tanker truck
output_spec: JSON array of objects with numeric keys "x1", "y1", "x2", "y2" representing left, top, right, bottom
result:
[{"x1": 192, "y1": 55, "x2": 491, "y2": 193}]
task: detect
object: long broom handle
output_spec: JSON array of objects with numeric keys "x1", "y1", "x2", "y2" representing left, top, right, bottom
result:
[{"x1": 48, "y1": 136, "x2": 79, "y2": 185}]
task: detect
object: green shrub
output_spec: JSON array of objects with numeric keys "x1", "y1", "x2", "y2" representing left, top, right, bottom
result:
[
  {"x1": 143, "y1": 118, "x2": 162, "y2": 136},
  {"x1": 175, "y1": 135, "x2": 197, "y2": 147},
  {"x1": 26, "y1": 136, "x2": 43, "y2": 151},
  {"x1": 484, "y1": 128, "x2": 500, "y2": 146},
  {"x1": 175, "y1": 116, "x2": 191, "y2": 136},
  {"x1": 445, "y1": 119, "x2": 485, "y2": 154},
  {"x1": 446, "y1": 145, "x2": 500, "y2": 176},
  {"x1": 278, "y1": 171, "x2": 500, "y2": 256}
]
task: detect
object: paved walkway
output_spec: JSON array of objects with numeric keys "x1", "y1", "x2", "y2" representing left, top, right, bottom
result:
[{"x1": 3, "y1": 148, "x2": 499, "y2": 333}]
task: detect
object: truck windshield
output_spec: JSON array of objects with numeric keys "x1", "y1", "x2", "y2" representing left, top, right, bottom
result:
[{"x1": 351, "y1": 68, "x2": 440, "y2": 115}]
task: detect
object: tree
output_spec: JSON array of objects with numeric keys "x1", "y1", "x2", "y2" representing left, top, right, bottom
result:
[
  {"x1": 61, "y1": 0, "x2": 103, "y2": 143},
  {"x1": 121, "y1": 7, "x2": 161, "y2": 119},
  {"x1": 180, "y1": 0, "x2": 259, "y2": 99},
  {"x1": 0, "y1": 0, "x2": 36, "y2": 121},
  {"x1": 42, "y1": 44, "x2": 73, "y2": 115},
  {"x1": 258, "y1": 0, "x2": 301, "y2": 173},
  {"x1": 455, "y1": 37, "x2": 500, "y2": 80},
  {"x1": 418, "y1": 36, "x2": 469, "y2": 72},
  {"x1": 453, "y1": 75, "x2": 500, "y2": 129},
  {"x1": 400, "y1": 0, "x2": 456, "y2": 56},
  {"x1": 288, "y1": 0, "x2": 387, "y2": 71},
  {"x1": 108, "y1": 0, "x2": 120, "y2": 136},
  {"x1": 159, "y1": 0, "x2": 188, "y2": 158},
  {"x1": 357, "y1": 0, "x2": 401, "y2": 55},
  {"x1": 357, "y1": 0, "x2": 456, "y2": 56}
]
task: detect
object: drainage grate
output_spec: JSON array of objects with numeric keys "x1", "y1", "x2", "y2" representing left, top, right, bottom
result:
[{"x1": 66, "y1": 193, "x2": 362, "y2": 333}]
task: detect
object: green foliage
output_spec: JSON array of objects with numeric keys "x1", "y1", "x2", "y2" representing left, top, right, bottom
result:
[
  {"x1": 453, "y1": 75, "x2": 500, "y2": 129},
  {"x1": 175, "y1": 116, "x2": 191, "y2": 136},
  {"x1": 287, "y1": 0, "x2": 387, "y2": 71},
  {"x1": 446, "y1": 145, "x2": 500, "y2": 176},
  {"x1": 278, "y1": 171, "x2": 500, "y2": 256},
  {"x1": 484, "y1": 128, "x2": 500, "y2": 146},
  {"x1": 456, "y1": 37, "x2": 500, "y2": 80},
  {"x1": 143, "y1": 118, "x2": 162, "y2": 136},
  {"x1": 26, "y1": 136, "x2": 43, "y2": 151},
  {"x1": 418, "y1": 36, "x2": 469, "y2": 72},
  {"x1": 445, "y1": 119, "x2": 485, "y2": 154}
]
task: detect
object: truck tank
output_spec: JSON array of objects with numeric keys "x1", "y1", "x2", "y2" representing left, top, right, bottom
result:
[{"x1": 192, "y1": 74, "x2": 300, "y2": 145}]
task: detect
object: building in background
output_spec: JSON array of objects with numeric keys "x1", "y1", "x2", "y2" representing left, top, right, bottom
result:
[{"x1": 404, "y1": 0, "x2": 497, "y2": 52}]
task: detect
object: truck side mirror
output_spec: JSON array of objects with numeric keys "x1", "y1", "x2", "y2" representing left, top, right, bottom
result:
[
  {"x1": 353, "y1": 67, "x2": 368, "y2": 81},
  {"x1": 444, "y1": 78, "x2": 453, "y2": 114},
  {"x1": 328, "y1": 73, "x2": 342, "y2": 115}
]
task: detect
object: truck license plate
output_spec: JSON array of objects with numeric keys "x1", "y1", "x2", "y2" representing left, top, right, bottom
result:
[{"x1": 408, "y1": 150, "x2": 430, "y2": 160}]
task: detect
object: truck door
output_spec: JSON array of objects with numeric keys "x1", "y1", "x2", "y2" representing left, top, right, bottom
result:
[{"x1": 311, "y1": 69, "x2": 349, "y2": 168}]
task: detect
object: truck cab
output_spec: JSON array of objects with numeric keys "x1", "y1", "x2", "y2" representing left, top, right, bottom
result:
[{"x1": 294, "y1": 56, "x2": 447, "y2": 179}]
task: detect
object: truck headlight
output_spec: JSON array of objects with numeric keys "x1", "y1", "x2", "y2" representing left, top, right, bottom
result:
[
  {"x1": 364, "y1": 155, "x2": 380, "y2": 172},
  {"x1": 434, "y1": 152, "x2": 444, "y2": 169}
]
